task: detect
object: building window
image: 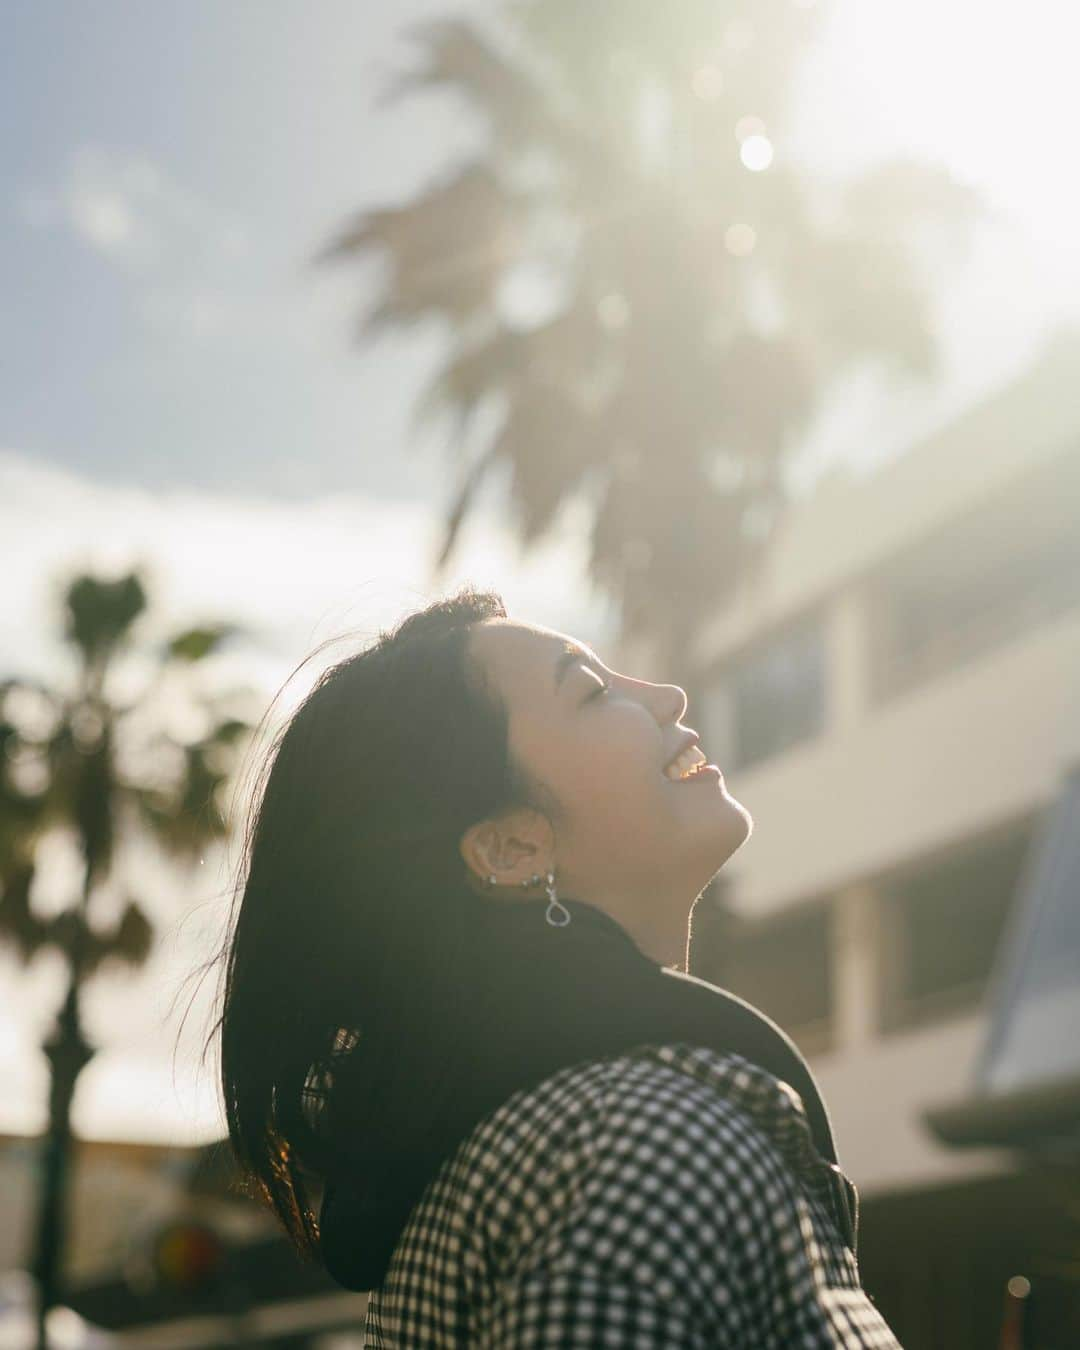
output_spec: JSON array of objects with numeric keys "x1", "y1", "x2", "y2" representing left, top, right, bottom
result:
[
  {"x1": 700, "y1": 611, "x2": 826, "y2": 772},
  {"x1": 878, "y1": 818, "x2": 1034, "y2": 1035},
  {"x1": 693, "y1": 890, "x2": 834, "y2": 1056}
]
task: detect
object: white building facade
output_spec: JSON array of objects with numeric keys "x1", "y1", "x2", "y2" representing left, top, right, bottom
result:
[{"x1": 614, "y1": 330, "x2": 1080, "y2": 1347}]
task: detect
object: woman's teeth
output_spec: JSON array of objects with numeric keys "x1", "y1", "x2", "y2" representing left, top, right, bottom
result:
[{"x1": 664, "y1": 745, "x2": 710, "y2": 781}]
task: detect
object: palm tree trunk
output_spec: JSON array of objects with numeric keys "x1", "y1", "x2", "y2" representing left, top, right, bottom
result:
[
  {"x1": 29, "y1": 974, "x2": 94, "y2": 1350},
  {"x1": 31, "y1": 672, "x2": 103, "y2": 1348}
]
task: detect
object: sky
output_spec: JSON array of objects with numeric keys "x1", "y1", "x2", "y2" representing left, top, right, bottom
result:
[{"x1": 2, "y1": 0, "x2": 1079, "y2": 1142}]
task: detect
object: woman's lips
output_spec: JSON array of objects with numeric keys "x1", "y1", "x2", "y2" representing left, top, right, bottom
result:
[{"x1": 668, "y1": 764, "x2": 724, "y2": 785}]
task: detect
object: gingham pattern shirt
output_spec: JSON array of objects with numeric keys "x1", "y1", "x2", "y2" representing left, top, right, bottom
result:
[{"x1": 362, "y1": 1043, "x2": 903, "y2": 1347}]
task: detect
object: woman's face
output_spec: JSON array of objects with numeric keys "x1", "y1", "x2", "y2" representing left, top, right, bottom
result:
[{"x1": 462, "y1": 618, "x2": 753, "y2": 967}]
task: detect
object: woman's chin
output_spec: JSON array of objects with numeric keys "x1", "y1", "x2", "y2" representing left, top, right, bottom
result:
[
  {"x1": 730, "y1": 791, "x2": 753, "y2": 840},
  {"x1": 706, "y1": 790, "x2": 753, "y2": 857}
]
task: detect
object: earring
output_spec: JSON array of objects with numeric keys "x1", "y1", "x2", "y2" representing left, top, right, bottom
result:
[
  {"x1": 485, "y1": 873, "x2": 497, "y2": 888},
  {"x1": 544, "y1": 870, "x2": 571, "y2": 927}
]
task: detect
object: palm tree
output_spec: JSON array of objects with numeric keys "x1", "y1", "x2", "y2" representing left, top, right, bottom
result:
[
  {"x1": 318, "y1": 0, "x2": 982, "y2": 676},
  {"x1": 0, "y1": 568, "x2": 255, "y2": 1348}
]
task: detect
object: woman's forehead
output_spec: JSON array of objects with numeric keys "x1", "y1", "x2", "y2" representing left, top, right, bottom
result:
[{"x1": 471, "y1": 619, "x2": 584, "y2": 691}]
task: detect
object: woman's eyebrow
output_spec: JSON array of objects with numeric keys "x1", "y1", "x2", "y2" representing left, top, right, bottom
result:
[{"x1": 552, "y1": 642, "x2": 603, "y2": 693}]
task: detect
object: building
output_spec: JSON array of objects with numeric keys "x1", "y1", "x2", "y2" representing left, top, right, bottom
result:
[{"x1": 620, "y1": 327, "x2": 1080, "y2": 1348}]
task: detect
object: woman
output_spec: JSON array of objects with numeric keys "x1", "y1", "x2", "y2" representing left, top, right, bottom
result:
[{"x1": 214, "y1": 586, "x2": 904, "y2": 1346}]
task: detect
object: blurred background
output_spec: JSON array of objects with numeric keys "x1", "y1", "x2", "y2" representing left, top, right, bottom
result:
[{"x1": 2, "y1": 1, "x2": 1078, "y2": 1346}]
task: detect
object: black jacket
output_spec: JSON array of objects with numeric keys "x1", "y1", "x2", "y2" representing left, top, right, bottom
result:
[{"x1": 319, "y1": 894, "x2": 857, "y2": 1294}]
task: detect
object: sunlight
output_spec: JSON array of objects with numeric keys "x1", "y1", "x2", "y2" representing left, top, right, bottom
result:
[{"x1": 805, "y1": 2, "x2": 1080, "y2": 253}]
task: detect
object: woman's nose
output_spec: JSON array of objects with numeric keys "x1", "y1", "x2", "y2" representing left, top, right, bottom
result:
[{"x1": 654, "y1": 681, "x2": 688, "y2": 726}]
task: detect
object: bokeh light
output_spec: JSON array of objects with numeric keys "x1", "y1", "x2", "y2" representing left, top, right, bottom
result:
[
  {"x1": 740, "y1": 134, "x2": 775, "y2": 171},
  {"x1": 597, "y1": 291, "x2": 631, "y2": 330},
  {"x1": 724, "y1": 223, "x2": 757, "y2": 256}
]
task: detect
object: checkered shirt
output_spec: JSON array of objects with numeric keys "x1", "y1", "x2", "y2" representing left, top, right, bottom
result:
[{"x1": 362, "y1": 1042, "x2": 903, "y2": 1347}]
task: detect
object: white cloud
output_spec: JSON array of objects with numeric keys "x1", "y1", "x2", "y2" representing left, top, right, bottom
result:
[
  {"x1": 0, "y1": 449, "x2": 613, "y2": 678},
  {"x1": 69, "y1": 186, "x2": 138, "y2": 256},
  {"x1": 20, "y1": 145, "x2": 248, "y2": 272},
  {"x1": 16, "y1": 145, "x2": 344, "y2": 353}
]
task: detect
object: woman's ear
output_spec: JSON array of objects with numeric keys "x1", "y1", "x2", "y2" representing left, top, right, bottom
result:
[
  {"x1": 459, "y1": 818, "x2": 500, "y2": 888},
  {"x1": 459, "y1": 809, "x2": 553, "y2": 888}
]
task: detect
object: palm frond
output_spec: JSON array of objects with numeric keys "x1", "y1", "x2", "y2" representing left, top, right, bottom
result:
[
  {"x1": 379, "y1": 17, "x2": 547, "y2": 140},
  {"x1": 842, "y1": 157, "x2": 985, "y2": 250},
  {"x1": 130, "y1": 736, "x2": 232, "y2": 865},
  {"x1": 792, "y1": 233, "x2": 939, "y2": 381},
  {"x1": 77, "y1": 900, "x2": 154, "y2": 976},
  {"x1": 2, "y1": 567, "x2": 250, "y2": 1010},
  {"x1": 434, "y1": 446, "x2": 502, "y2": 574},
  {"x1": 498, "y1": 380, "x2": 599, "y2": 544},
  {"x1": 0, "y1": 860, "x2": 50, "y2": 964},
  {"x1": 413, "y1": 325, "x2": 528, "y2": 443},
  {"x1": 317, "y1": 162, "x2": 530, "y2": 333},
  {"x1": 205, "y1": 715, "x2": 253, "y2": 748},
  {"x1": 321, "y1": 0, "x2": 985, "y2": 669},
  {"x1": 165, "y1": 623, "x2": 244, "y2": 663},
  {"x1": 63, "y1": 571, "x2": 148, "y2": 670}
]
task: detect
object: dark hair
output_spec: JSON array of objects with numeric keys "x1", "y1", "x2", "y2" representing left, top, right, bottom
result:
[{"x1": 210, "y1": 585, "x2": 555, "y2": 1258}]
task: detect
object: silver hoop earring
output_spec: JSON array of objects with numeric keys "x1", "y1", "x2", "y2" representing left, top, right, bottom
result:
[{"x1": 544, "y1": 870, "x2": 571, "y2": 927}]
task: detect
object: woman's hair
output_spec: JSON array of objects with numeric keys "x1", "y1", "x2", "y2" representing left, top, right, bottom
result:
[{"x1": 209, "y1": 584, "x2": 556, "y2": 1258}]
